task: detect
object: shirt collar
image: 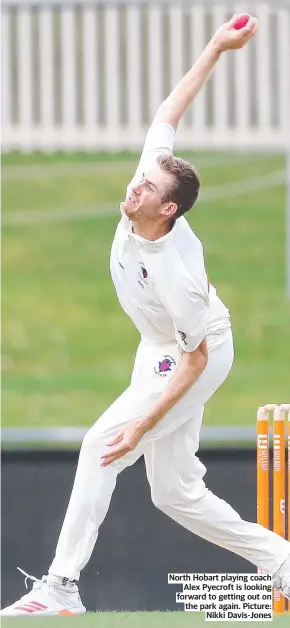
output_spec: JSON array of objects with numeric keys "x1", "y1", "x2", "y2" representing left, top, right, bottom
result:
[{"x1": 121, "y1": 217, "x2": 179, "y2": 253}]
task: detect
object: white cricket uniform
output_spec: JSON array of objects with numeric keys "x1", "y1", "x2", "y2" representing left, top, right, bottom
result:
[{"x1": 50, "y1": 123, "x2": 290, "y2": 580}]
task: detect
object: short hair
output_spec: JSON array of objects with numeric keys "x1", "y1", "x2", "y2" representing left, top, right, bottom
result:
[{"x1": 157, "y1": 154, "x2": 200, "y2": 219}]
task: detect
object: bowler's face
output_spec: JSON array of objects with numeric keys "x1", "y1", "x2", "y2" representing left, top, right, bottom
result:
[{"x1": 121, "y1": 164, "x2": 174, "y2": 220}]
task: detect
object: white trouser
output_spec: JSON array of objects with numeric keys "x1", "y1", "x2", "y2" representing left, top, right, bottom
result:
[{"x1": 49, "y1": 330, "x2": 290, "y2": 580}]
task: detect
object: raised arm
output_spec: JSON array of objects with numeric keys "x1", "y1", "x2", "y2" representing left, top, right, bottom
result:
[
  {"x1": 123, "y1": 14, "x2": 258, "y2": 217},
  {"x1": 154, "y1": 14, "x2": 258, "y2": 129}
]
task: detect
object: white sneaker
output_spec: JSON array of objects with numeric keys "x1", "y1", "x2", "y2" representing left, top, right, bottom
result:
[
  {"x1": 273, "y1": 555, "x2": 290, "y2": 601},
  {"x1": 0, "y1": 568, "x2": 86, "y2": 616}
]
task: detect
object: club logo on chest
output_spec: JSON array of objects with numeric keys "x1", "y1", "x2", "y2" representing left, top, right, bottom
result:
[{"x1": 138, "y1": 262, "x2": 149, "y2": 288}]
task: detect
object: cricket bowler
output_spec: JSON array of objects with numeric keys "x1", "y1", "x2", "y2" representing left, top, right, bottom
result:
[{"x1": 2, "y1": 13, "x2": 290, "y2": 616}]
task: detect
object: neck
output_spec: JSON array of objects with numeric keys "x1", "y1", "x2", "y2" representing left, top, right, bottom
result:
[{"x1": 131, "y1": 219, "x2": 172, "y2": 241}]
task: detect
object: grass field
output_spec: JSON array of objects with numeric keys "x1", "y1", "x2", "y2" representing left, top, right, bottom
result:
[
  {"x1": 2, "y1": 151, "x2": 290, "y2": 428},
  {"x1": 1, "y1": 612, "x2": 289, "y2": 628}
]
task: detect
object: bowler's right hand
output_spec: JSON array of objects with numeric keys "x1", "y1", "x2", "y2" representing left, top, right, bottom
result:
[{"x1": 212, "y1": 14, "x2": 258, "y2": 53}]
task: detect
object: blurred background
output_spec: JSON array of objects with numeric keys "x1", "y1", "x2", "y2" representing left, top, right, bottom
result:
[{"x1": 1, "y1": 0, "x2": 290, "y2": 613}]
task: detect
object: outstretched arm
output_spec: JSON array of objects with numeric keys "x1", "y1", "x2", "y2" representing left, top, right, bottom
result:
[
  {"x1": 154, "y1": 14, "x2": 258, "y2": 129},
  {"x1": 124, "y1": 14, "x2": 257, "y2": 213}
]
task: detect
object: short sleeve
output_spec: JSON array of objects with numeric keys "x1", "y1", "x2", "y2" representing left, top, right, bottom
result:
[
  {"x1": 153, "y1": 249, "x2": 209, "y2": 353},
  {"x1": 127, "y1": 122, "x2": 176, "y2": 194}
]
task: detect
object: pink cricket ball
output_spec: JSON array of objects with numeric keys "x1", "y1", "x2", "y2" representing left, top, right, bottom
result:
[{"x1": 233, "y1": 13, "x2": 251, "y2": 30}]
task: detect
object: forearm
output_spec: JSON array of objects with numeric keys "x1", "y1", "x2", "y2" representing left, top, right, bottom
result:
[
  {"x1": 154, "y1": 14, "x2": 257, "y2": 129},
  {"x1": 154, "y1": 39, "x2": 220, "y2": 128},
  {"x1": 140, "y1": 341, "x2": 208, "y2": 433}
]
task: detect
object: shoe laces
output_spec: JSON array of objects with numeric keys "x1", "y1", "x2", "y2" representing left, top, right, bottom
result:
[
  {"x1": 17, "y1": 566, "x2": 81, "y2": 605},
  {"x1": 273, "y1": 570, "x2": 290, "y2": 599},
  {"x1": 17, "y1": 567, "x2": 45, "y2": 591}
]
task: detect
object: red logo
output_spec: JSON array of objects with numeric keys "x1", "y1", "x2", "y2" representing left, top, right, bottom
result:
[
  {"x1": 158, "y1": 358, "x2": 172, "y2": 372},
  {"x1": 154, "y1": 355, "x2": 176, "y2": 377}
]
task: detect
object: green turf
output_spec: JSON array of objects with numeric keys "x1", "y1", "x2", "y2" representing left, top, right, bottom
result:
[
  {"x1": 1, "y1": 612, "x2": 289, "y2": 628},
  {"x1": 2, "y1": 152, "x2": 290, "y2": 428},
  {"x1": 2, "y1": 150, "x2": 284, "y2": 168}
]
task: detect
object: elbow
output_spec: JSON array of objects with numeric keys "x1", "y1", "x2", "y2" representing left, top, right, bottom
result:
[
  {"x1": 193, "y1": 337, "x2": 208, "y2": 376},
  {"x1": 197, "y1": 352, "x2": 208, "y2": 376},
  {"x1": 183, "y1": 337, "x2": 208, "y2": 377},
  {"x1": 200, "y1": 352, "x2": 208, "y2": 373},
  {"x1": 199, "y1": 337, "x2": 208, "y2": 371},
  {"x1": 154, "y1": 101, "x2": 180, "y2": 129}
]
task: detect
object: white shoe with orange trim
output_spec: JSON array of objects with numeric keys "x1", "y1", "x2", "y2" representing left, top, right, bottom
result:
[{"x1": 0, "y1": 568, "x2": 86, "y2": 616}]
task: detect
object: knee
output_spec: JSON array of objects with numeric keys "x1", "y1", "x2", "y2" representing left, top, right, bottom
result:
[
  {"x1": 150, "y1": 487, "x2": 173, "y2": 513},
  {"x1": 81, "y1": 423, "x2": 106, "y2": 452},
  {"x1": 151, "y1": 480, "x2": 209, "y2": 512}
]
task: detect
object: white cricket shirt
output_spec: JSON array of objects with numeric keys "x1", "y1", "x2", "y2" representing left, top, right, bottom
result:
[{"x1": 110, "y1": 123, "x2": 231, "y2": 353}]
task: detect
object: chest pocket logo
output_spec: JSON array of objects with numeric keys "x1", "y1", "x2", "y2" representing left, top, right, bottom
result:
[{"x1": 138, "y1": 262, "x2": 149, "y2": 288}]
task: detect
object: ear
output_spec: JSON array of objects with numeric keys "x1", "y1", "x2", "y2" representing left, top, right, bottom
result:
[{"x1": 162, "y1": 202, "x2": 178, "y2": 218}]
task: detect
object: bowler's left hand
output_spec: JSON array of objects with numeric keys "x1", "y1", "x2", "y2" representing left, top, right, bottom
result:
[{"x1": 100, "y1": 419, "x2": 149, "y2": 467}]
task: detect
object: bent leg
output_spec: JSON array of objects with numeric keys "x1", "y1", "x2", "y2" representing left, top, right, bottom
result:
[
  {"x1": 49, "y1": 387, "x2": 150, "y2": 580},
  {"x1": 145, "y1": 417, "x2": 290, "y2": 574},
  {"x1": 49, "y1": 331, "x2": 235, "y2": 580}
]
